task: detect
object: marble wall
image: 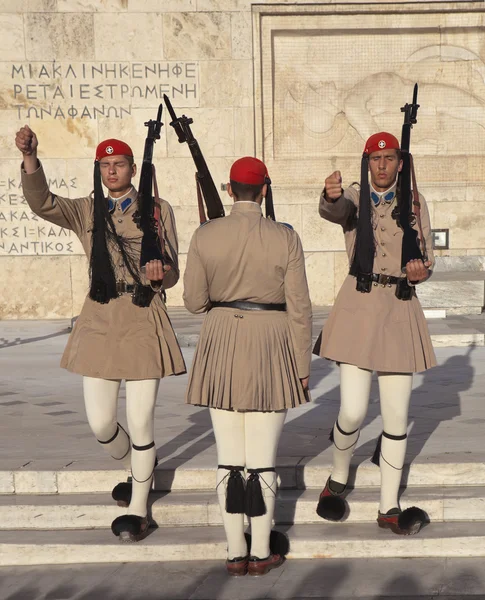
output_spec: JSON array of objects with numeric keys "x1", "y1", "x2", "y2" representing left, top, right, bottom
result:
[{"x1": 0, "y1": 0, "x2": 484, "y2": 317}]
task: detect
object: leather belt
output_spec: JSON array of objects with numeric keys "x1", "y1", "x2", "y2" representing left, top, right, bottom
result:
[
  {"x1": 116, "y1": 281, "x2": 136, "y2": 294},
  {"x1": 356, "y1": 272, "x2": 405, "y2": 286},
  {"x1": 211, "y1": 301, "x2": 286, "y2": 312}
]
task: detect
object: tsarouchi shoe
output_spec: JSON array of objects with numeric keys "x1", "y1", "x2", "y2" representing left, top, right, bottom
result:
[
  {"x1": 316, "y1": 476, "x2": 348, "y2": 521},
  {"x1": 111, "y1": 514, "x2": 151, "y2": 543},
  {"x1": 225, "y1": 555, "x2": 249, "y2": 577},
  {"x1": 377, "y1": 507, "x2": 429, "y2": 535},
  {"x1": 248, "y1": 554, "x2": 284, "y2": 576}
]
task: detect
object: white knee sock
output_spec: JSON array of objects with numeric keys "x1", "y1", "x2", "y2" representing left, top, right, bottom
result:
[
  {"x1": 83, "y1": 377, "x2": 131, "y2": 469},
  {"x1": 245, "y1": 411, "x2": 287, "y2": 558},
  {"x1": 331, "y1": 364, "x2": 372, "y2": 486},
  {"x1": 377, "y1": 372, "x2": 413, "y2": 513},
  {"x1": 126, "y1": 379, "x2": 159, "y2": 518},
  {"x1": 210, "y1": 408, "x2": 247, "y2": 560}
]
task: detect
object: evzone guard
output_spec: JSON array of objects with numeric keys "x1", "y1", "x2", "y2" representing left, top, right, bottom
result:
[
  {"x1": 15, "y1": 123, "x2": 186, "y2": 543},
  {"x1": 314, "y1": 88, "x2": 436, "y2": 535},
  {"x1": 183, "y1": 157, "x2": 312, "y2": 576}
]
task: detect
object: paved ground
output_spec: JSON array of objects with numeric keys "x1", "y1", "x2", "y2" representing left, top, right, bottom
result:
[
  {"x1": 0, "y1": 313, "x2": 484, "y2": 471},
  {"x1": 2, "y1": 558, "x2": 485, "y2": 599}
]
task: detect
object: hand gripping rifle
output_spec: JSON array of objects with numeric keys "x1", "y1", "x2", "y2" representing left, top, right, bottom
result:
[
  {"x1": 163, "y1": 94, "x2": 225, "y2": 223},
  {"x1": 399, "y1": 83, "x2": 427, "y2": 269},
  {"x1": 135, "y1": 104, "x2": 175, "y2": 272}
]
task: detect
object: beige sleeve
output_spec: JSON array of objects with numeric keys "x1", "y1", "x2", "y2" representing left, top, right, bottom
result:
[
  {"x1": 284, "y1": 231, "x2": 313, "y2": 379},
  {"x1": 318, "y1": 186, "x2": 358, "y2": 227},
  {"x1": 414, "y1": 193, "x2": 435, "y2": 283},
  {"x1": 21, "y1": 162, "x2": 90, "y2": 235},
  {"x1": 159, "y1": 199, "x2": 180, "y2": 290},
  {"x1": 183, "y1": 230, "x2": 211, "y2": 314}
]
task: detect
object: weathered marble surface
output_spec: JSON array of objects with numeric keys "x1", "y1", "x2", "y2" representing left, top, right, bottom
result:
[{"x1": 1, "y1": 1, "x2": 484, "y2": 317}]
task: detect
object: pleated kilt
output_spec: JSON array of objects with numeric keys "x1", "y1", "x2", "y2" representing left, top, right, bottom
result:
[
  {"x1": 315, "y1": 275, "x2": 437, "y2": 373},
  {"x1": 61, "y1": 293, "x2": 187, "y2": 380},
  {"x1": 185, "y1": 306, "x2": 308, "y2": 411}
]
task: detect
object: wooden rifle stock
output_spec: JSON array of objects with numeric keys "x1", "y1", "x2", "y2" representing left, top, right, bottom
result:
[{"x1": 163, "y1": 94, "x2": 225, "y2": 221}]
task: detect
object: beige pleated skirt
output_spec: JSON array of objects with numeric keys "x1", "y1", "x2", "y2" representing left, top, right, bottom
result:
[
  {"x1": 314, "y1": 275, "x2": 437, "y2": 373},
  {"x1": 185, "y1": 307, "x2": 308, "y2": 411},
  {"x1": 61, "y1": 293, "x2": 187, "y2": 380}
]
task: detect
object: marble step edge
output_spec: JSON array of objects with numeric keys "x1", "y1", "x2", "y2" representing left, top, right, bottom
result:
[
  {"x1": 1, "y1": 486, "x2": 485, "y2": 530},
  {"x1": 3, "y1": 461, "x2": 485, "y2": 494},
  {"x1": 1, "y1": 522, "x2": 485, "y2": 566}
]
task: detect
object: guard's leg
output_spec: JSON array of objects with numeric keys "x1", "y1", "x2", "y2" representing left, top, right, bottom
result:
[
  {"x1": 317, "y1": 363, "x2": 372, "y2": 521},
  {"x1": 332, "y1": 363, "x2": 372, "y2": 485},
  {"x1": 111, "y1": 379, "x2": 159, "y2": 543},
  {"x1": 83, "y1": 377, "x2": 131, "y2": 468},
  {"x1": 245, "y1": 410, "x2": 287, "y2": 575},
  {"x1": 377, "y1": 372, "x2": 426, "y2": 534},
  {"x1": 210, "y1": 407, "x2": 248, "y2": 570}
]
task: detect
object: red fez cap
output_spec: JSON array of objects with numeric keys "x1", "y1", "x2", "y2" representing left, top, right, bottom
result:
[
  {"x1": 364, "y1": 132, "x2": 400, "y2": 156},
  {"x1": 95, "y1": 139, "x2": 134, "y2": 161},
  {"x1": 230, "y1": 156, "x2": 269, "y2": 185}
]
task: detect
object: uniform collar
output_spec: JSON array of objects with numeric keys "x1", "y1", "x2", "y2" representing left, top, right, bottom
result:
[
  {"x1": 370, "y1": 182, "x2": 397, "y2": 206},
  {"x1": 231, "y1": 201, "x2": 262, "y2": 215},
  {"x1": 107, "y1": 187, "x2": 137, "y2": 214}
]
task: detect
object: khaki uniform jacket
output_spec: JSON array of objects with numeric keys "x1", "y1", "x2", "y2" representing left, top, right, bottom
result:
[
  {"x1": 21, "y1": 163, "x2": 186, "y2": 380},
  {"x1": 315, "y1": 185, "x2": 436, "y2": 373},
  {"x1": 183, "y1": 201, "x2": 312, "y2": 411}
]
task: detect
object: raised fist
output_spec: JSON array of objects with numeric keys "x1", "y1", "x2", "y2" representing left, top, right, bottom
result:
[
  {"x1": 15, "y1": 125, "x2": 38, "y2": 156},
  {"x1": 324, "y1": 171, "x2": 343, "y2": 202}
]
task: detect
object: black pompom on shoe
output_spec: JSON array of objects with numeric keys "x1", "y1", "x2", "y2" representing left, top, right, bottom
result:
[
  {"x1": 377, "y1": 506, "x2": 429, "y2": 535},
  {"x1": 398, "y1": 507, "x2": 429, "y2": 535},
  {"x1": 112, "y1": 482, "x2": 132, "y2": 507},
  {"x1": 111, "y1": 514, "x2": 151, "y2": 543},
  {"x1": 269, "y1": 530, "x2": 290, "y2": 557},
  {"x1": 316, "y1": 477, "x2": 348, "y2": 521}
]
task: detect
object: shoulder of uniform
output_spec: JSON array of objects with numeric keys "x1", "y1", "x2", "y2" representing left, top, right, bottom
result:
[{"x1": 276, "y1": 221, "x2": 293, "y2": 230}]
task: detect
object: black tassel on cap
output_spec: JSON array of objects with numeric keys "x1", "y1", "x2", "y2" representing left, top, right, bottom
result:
[
  {"x1": 264, "y1": 175, "x2": 276, "y2": 221},
  {"x1": 219, "y1": 465, "x2": 245, "y2": 514},
  {"x1": 245, "y1": 468, "x2": 276, "y2": 518},
  {"x1": 349, "y1": 153, "x2": 374, "y2": 277},
  {"x1": 89, "y1": 160, "x2": 118, "y2": 303}
]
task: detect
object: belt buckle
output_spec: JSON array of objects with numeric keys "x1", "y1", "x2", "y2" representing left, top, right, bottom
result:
[{"x1": 378, "y1": 274, "x2": 390, "y2": 286}]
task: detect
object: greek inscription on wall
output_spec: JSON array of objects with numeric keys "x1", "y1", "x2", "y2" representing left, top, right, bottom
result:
[
  {"x1": 3, "y1": 61, "x2": 199, "y2": 120},
  {"x1": 0, "y1": 176, "x2": 83, "y2": 256}
]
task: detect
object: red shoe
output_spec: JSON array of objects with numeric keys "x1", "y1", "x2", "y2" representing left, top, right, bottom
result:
[
  {"x1": 248, "y1": 554, "x2": 284, "y2": 576},
  {"x1": 225, "y1": 555, "x2": 249, "y2": 577},
  {"x1": 316, "y1": 477, "x2": 348, "y2": 521},
  {"x1": 377, "y1": 507, "x2": 428, "y2": 535}
]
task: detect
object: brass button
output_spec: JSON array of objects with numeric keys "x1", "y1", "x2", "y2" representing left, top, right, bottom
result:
[
  {"x1": 382, "y1": 253, "x2": 386, "y2": 257},
  {"x1": 380, "y1": 214, "x2": 385, "y2": 218},
  {"x1": 118, "y1": 219, "x2": 123, "y2": 223},
  {"x1": 381, "y1": 227, "x2": 385, "y2": 231},
  {"x1": 373, "y1": 282, "x2": 378, "y2": 287},
  {"x1": 381, "y1": 242, "x2": 385, "y2": 246},
  {"x1": 381, "y1": 267, "x2": 387, "y2": 272}
]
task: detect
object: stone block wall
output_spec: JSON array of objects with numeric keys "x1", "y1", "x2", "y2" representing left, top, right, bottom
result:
[{"x1": 0, "y1": 0, "x2": 484, "y2": 317}]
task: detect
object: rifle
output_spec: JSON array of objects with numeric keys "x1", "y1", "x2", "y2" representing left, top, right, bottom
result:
[
  {"x1": 136, "y1": 103, "x2": 172, "y2": 270},
  {"x1": 399, "y1": 83, "x2": 425, "y2": 269},
  {"x1": 163, "y1": 94, "x2": 225, "y2": 222}
]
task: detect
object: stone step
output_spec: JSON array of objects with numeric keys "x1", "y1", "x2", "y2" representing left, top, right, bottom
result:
[
  {"x1": 3, "y1": 460, "x2": 485, "y2": 494},
  {"x1": 1, "y1": 486, "x2": 484, "y2": 530},
  {"x1": 2, "y1": 521, "x2": 485, "y2": 566}
]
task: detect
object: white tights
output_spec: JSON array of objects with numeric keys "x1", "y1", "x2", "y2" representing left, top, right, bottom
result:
[
  {"x1": 331, "y1": 363, "x2": 412, "y2": 513},
  {"x1": 210, "y1": 408, "x2": 287, "y2": 560},
  {"x1": 83, "y1": 377, "x2": 159, "y2": 518}
]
